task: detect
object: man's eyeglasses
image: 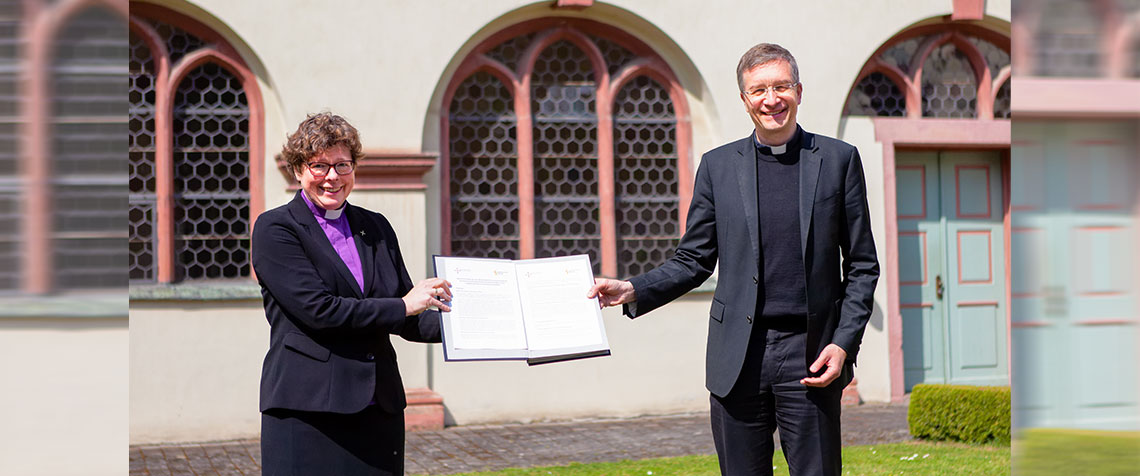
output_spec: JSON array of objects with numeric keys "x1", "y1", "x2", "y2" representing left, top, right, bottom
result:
[
  {"x1": 306, "y1": 161, "x2": 356, "y2": 177},
  {"x1": 746, "y1": 82, "x2": 799, "y2": 98}
]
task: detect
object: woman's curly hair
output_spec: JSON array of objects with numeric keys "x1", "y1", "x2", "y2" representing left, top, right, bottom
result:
[{"x1": 281, "y1": 112, "x2": 365, "y2": 173}]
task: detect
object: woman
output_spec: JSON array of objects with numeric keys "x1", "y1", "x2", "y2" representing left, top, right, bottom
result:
[{"x1": 252, "y1": 112, "x2": 451, "y2": 475}]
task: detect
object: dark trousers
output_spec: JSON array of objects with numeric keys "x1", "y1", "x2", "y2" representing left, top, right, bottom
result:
[
  {"x1": 261, "y1": 405, "x2": 404, "y2": 476},
  {"x1": 710, "y1": 319, "x2": 842, "y2": 476}
]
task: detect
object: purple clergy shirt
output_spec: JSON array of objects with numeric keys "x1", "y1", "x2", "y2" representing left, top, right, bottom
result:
[{"x1": 301, "y1": 192, "x2": 364, "y2": 293}]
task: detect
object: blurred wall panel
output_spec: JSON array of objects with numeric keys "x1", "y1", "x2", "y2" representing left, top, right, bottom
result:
[{"x1": 0, "y1": 1, "x2": 128, "y2": 475}]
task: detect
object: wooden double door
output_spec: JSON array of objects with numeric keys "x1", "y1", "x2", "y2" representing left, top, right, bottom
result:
[
  {"x1": 1011, "y1": 121, "x2": 1138, "y2": 430},
  {"x1": 897, "y1": 150, "x2": 1008, "y2": 391}
]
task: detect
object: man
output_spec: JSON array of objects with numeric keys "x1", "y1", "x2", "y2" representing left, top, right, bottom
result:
[{"x1": 588, "y1": 43, "x2": 878, "y2": 476}]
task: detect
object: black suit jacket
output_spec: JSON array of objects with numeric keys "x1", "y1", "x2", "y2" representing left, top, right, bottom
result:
[
  {"x1": 252, "y1": 191, "x2": 441, "y2": 415},
  {"x1": 627, "y1": 127, "x2": 879, "y2": 398}
]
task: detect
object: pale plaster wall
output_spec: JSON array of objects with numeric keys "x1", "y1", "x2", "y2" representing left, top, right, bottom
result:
[
  {"x1": 126, "y1": 297, "x2": 706, "y2": 442},
  {"x1": 838, "y1": 115, "x2": 893, "y2": 403},
  {"x1": 128, "y1": 0, "x2": 1011, "y2": 442},
  {"x1": 0, "y1": 318, "x2": 127, "y2": 475},
  {"x1": 158, "y1": 0, "x2": 993, "y2": 151},
  {"x1": 129, "y1": 302, "x2": 266, "y2": 443},
  {"x1": 432, "y1": 295, "x2": 710, "y2": 424}
]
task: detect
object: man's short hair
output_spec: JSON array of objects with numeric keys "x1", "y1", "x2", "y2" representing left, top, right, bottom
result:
[{"x1": 736, "y1": 43, "x2": 800, "y2": 92}]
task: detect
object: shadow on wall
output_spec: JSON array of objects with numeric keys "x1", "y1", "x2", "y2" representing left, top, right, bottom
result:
[{"x1": 869, "y1": 300, "x2": 885, "y2": 332}]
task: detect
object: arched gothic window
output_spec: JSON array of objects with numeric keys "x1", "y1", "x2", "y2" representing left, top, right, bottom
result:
[
  {"x1": 844, "y1": 23, "x2": 1011, "y2": 120},
  {"x1": 129, "y1": 4, "x2": 264, "y2": 283},
  {"x1": 443, "y1": 19, "x2": 692, "y2": 278},
  {"x1": 0, "y1": 0, "x2": 128, "y2": 294},
  {"x1": 1014, "y1": 0, "x2": 1140, "y2": 78}
]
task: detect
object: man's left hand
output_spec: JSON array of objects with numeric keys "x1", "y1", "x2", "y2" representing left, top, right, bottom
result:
[{"x1": 801, "y1": 344, "x2": 848, "y2": 387}]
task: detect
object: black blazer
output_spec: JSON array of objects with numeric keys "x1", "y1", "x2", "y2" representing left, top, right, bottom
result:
[
  {"x1": 627, "y1": 127, "x2": 879, "y2": 398},
  {"x1": 252, "y1": 191, "x2": 441, "y2": 415}
]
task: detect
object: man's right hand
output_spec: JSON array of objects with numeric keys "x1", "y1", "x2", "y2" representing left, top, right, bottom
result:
[{"x1": 587, "y1": 278, "x2": 636, "y2": 308}]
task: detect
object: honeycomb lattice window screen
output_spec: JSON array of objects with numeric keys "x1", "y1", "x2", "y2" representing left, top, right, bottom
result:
[
  {"x1": 1033, "y1": 0, "x2": 1102, "y2": 77},
  {"x1": 845, "y1": 72, "x2": 906, "y2": 117},
  {"x1": 129, "y1": 29, "x2": 156, "y2": 281},
  {"x1": 921, "y1": 42, "x2": 977, "y2": 118},
  {"x1": 968, "y1": 36, "x2": 1011, "y2": 79},
  {"x1": 879, "y1": 37, "x2": 925, "y2": 76},
  {"x1": 994, "y1": 80, "x2": 1011, "y2": 119},
  {"x1": 128, "y1": 7, "x2": 260, "y2": 284},
  {"x1": 531, "y1": 40, "x2": 601, "y2": 275},
  {"x1": 592, "y1": 35, "x2": 636, "y2": 76},
  {"x1": 845, "y1": 26, "x2": 1008, "y2": 121},
  {"x1": 153, "y1": 20, "x2": 205, "y2": 64},
  {"x1": 172, "y1": 62, "x2": 250, "y2": 280},
  {"x1": 448, "y1": 72, "x2": 520, "y2": 260},
  {"x1": 445, "y1": 22, "x2": 689, "y2": 278},
  {"x1": 614, "y1": 76, "x2": 678, "y2": 277},
  {"x1": 51, "y1": 7, "x2": 128, "y2": 289},
  {"x1": 485, "y1": 33, "x2": 534, "y2": 73}
]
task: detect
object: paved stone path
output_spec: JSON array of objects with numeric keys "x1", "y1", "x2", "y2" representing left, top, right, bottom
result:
[{"x1": 129, "y1": 402, "x2": 910, "y2": 475}]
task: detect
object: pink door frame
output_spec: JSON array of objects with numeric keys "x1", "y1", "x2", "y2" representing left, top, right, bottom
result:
[{"x1": 876, "y1": 118, "x2": 1011, "y2": 403}]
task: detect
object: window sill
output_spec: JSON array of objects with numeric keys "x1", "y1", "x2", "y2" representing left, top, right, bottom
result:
[
  {"x1": 0, "y1": 292, "x2": 127, "y2": 319},
  {"x1": 130, "y1": 281, "x2": 262, "y2": 301}
]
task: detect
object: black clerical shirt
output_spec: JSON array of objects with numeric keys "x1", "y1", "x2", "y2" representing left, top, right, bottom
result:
[{"x1": 754, "y1": 129, "x2": 808, "y2": 319}]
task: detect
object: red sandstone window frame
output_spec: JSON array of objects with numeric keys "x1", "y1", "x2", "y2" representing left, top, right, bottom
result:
[
  {"x1": 1012, "y1": 0, "x2": 1140, "y2": 78},
  {"x1": 439, "y1": 18, "x2": 693, "y2": 278},
  {"x1": 845, "y1": 23, "x2": 1012, "y2": 120},
  {"x1": 13, "y1": 0, "x2": 132, "y2": 293},
  {"x1": 128, "y1": 3, "x2": 265, "y2": 284}
]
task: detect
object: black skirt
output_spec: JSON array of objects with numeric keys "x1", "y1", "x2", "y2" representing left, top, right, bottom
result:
[{"x1": 261, "y1": 405, "x2": 404, "y2": 476}]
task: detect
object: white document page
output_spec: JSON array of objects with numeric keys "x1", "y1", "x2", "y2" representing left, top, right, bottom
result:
[
  {"x1": 439, "y1": 258, "x2": 528, "y2": 350},
  {"x1": 514, "y1": 255, "x2": 605, "y2": 351}
]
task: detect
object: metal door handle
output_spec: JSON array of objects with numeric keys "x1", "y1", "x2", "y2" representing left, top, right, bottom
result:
[{"x1": 935, "y1": 275, "x2": 943, "y2": 300}]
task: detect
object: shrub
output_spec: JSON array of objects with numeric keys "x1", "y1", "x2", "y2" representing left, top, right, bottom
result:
[{"x1": 908, "y1": 384, "x2": 1010, "y2": 445}]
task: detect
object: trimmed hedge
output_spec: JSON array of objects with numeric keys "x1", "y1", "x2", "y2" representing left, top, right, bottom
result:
[{"x1": 908, "y1": 384, "x2": 1010, "y2": 445}]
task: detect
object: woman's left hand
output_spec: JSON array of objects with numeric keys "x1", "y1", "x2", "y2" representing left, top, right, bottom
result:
[{"x1": 403, "y1": 278, "x2": 452, "y2": 316}]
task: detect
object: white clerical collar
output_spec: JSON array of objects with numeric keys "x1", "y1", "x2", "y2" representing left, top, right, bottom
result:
[
  {"x1": 754, "y1": 127, "x2": 802, "y2": 155},
  {"x1": 300, "y1": 190, "x2": 347, "y2": 220}
]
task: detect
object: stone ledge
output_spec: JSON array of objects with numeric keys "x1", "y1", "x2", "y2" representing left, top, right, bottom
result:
[
  {"x1": 277, "y1": 150, "x2": 438, "y2": 191},
  {"x1": 130, "y1": 281, "x2": 262, "y2": 301},
  {"x1": 0, "y1": 292, "x2": 127, "y2": 318}
]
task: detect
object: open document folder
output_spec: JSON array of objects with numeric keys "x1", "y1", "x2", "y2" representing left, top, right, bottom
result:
[{"x1": 432, "y1": 254, "x2": 611, "y2": 365}]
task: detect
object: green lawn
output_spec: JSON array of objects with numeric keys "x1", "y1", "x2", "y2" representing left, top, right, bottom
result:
[
  {"x1": 444, "y1": 441, "x2": 1010, "y2": 475},
  {"x1": 1013, "y1": 428, "x2": 1140, "y2": 476}
]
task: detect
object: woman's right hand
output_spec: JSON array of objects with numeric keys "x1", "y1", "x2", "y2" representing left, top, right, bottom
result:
[{"x1": 403, "y1": 277, "x2": 452, "y2": 316}]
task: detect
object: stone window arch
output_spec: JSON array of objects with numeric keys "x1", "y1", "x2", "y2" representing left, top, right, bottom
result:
[
  {"x1": 129, "y1": 3, "x2": 265, "y2": 283},
  {"x1": 0, "y1": 0, "x2": 129, "y2": 293},
  {"x1": 1012, "y1": 0, "x2": 1140, "y2": 78},
  {"x1": 442, "y1": 18, "x2": 692, "y2": 278},
  {"x1": 844, "y1": 23, "x2": 1010, "y2": 120}
]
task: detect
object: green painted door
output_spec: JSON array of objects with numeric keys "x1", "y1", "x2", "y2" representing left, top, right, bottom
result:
[
  {"x1": 897, "y1": 150, "x2": 1008, "y2": 391},
  {"x1": 1012, "y1": 121, "x2": 1139, "y2": 430}
]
